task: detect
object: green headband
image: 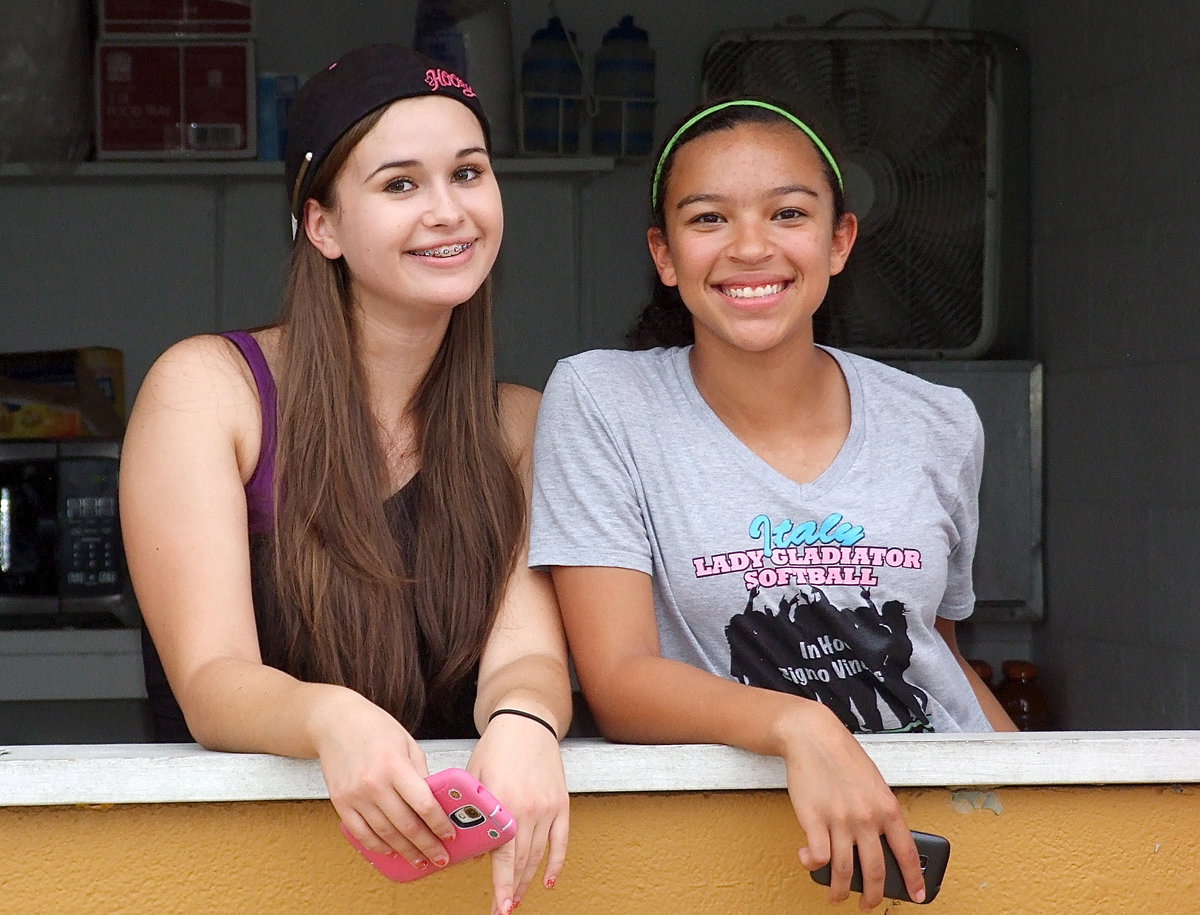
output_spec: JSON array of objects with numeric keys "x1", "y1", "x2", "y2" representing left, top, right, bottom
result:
[{"x1": 650, "y1": 100, "x2": 844, "y2": 210}]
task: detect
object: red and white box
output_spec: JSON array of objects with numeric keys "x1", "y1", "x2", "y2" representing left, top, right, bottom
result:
[
  {"x1": 99, "y1": 0, "x2": 254, "y2": 37},
  {"x1": 95, "y1": 40, "x2": 256, "y2": 158}
]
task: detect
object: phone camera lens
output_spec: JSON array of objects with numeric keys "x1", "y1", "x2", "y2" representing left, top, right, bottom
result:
[{"x1": 451, "y1": 805, "x2": 487, "y2": 828}]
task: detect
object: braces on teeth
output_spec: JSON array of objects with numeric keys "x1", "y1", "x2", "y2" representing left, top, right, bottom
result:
[{"x1": 415, "y1": 243, "x2": 470, "y2": 257}]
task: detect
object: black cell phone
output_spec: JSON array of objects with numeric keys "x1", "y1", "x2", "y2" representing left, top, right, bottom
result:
[{"x1": 809, "y1": 830, "x2": 950, "y2": 904}]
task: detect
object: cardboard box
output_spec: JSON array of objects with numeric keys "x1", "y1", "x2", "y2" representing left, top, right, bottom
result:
[
  {"x1": 95, "y1": 40, "x2": 256, "y2": 158},
  {"x1": 100, "y1": 0, "x2": 254, "y2": 37},
  {"x1": 0, "y1": 348, "x2": 125, "y2": 440}
]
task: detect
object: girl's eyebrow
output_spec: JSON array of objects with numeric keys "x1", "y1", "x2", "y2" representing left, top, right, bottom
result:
[
  {"x1": 675, "y1": 184, "x2": 820, "y2": 209},
  {"x1": 675, "y1": 192, "x2": 724, "y2": 209},
  {"x1": 368, "y1": 158, "x2": 420, "y2": 179},
  {"x1": 365, "y1": 147, "x2": 489, "y2": 182},
  {"x1": 772, "y1": 184, "x2": 820, "y2": 199}
]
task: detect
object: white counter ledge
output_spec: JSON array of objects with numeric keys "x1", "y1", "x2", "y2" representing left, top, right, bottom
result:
[{"x1": 4, "y1": 731, "x2": 1200, "y2": 807}]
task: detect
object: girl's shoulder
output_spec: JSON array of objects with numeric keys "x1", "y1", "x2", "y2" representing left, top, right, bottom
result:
[
  {"x1": 499, "y1": 381, "x2": 541, "y2": 428},
  {"x1": 547, "y1": 346, "x2": 685, "y2": 401},
  {"x1": 131, "y1": 332, "x2": 275, "y2": 476},
  {"x1": 556, "y1": 345, "x2": 680, "y2": 373},
  {"x1": 831, "y1": 347, "x2": 979, "y2": 427},
  {"x1": 141, "y1": 333, "x2": 260, "y2": 409},
  {"x1": 498, "y1": 382, "x2": 542, "y2": 466}
]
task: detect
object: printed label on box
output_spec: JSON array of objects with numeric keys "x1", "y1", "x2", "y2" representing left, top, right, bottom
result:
[
  {"x1": 185, "y1": 43, "x2": 248, "y2": 149},
  {"x1": 96, "y1": 40, "x2": 254, "y2": 158},
  {"x1": 99, "y1": 45, "x2": 183, "y2": 151}
]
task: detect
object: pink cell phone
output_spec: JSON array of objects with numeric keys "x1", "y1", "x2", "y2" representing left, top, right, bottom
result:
[{"x1": 341, "y1": 768, "x2": 517, "y2": 882}]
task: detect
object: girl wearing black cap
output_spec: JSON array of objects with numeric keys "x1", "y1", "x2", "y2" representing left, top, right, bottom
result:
[{"x1": 121, "y1": 44, "x2": 569, "y2": 915}]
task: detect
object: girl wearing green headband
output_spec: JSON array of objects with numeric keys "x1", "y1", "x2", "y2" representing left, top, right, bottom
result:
[{"x1": 531, "y1": 97, "x2": 1015, "y2": 909}]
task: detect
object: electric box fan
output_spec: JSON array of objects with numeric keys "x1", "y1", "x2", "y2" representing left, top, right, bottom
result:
[{"x1": 702, "y1": 29, "x2": 1028, "y2": 359}]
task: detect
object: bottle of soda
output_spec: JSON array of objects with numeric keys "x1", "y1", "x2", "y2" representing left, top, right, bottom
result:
[
  {"x1": 967, "y1": 658, "x2": 994, "y2": 691},
  {"x1": 995, "y1": 660, "x2": 1052, "y2": 731}
]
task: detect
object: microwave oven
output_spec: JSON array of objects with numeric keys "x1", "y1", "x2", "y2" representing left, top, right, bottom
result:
[{"x1": 0, "y1": 438, "x2": 137, "y2": 627}]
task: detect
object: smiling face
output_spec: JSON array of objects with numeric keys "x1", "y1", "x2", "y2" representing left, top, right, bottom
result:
[
  {"x1": 303, "y1": 94, "x2": 502, "y2": 321},
  {"x1": 647, "y1": 120, "x2": 857, "y2": 358}
]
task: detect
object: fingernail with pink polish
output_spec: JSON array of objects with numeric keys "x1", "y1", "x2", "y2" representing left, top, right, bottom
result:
[{"x1": 544, "y1": 875, "x2": 557, "y2": 889}]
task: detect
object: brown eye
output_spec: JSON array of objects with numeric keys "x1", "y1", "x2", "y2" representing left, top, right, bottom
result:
[{"x1": 452, "y1": 165, "x2": 484, "y2": 183}]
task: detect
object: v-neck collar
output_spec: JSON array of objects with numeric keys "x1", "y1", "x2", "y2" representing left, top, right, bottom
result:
[{"x1": 669, "y1": 344, "x2": 866, "y2": 499}]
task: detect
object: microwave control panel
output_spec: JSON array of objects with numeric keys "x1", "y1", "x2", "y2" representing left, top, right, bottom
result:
[
  {"x1": 0, "y1": 438, "x2": 133, "y2": 626},
  {"x1": 57, "y1": 454, "x2": 124, "y2": 596}
]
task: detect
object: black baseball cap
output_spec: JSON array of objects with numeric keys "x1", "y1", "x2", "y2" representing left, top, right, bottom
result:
[{"x1": 284, "y1": 43, "x2": 491, "y2": 219}]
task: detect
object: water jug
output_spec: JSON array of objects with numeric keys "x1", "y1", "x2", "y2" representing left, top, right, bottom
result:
[
  {"x1": 414, "y1": 0, "x2": 515, "y2": 156},
  {"x1": 592, "y1": 14, "x2": 655, "y2": 157},
  {"x1": 519, "y1": 16, "x2": 582, "y2": 154}
]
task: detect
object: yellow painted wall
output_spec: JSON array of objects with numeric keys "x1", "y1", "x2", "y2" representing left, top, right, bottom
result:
[{"x1": 3, "y1": 786, "x2": 1198, "y2": 912}]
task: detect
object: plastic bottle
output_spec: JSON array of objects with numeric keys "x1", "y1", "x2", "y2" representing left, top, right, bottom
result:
[
  {"x1": 414, "y1": 0, "x2": 515, "y2": 156},
  {"x1": 519, "y1": 16, "x2": 582, "y2": 154},
  {"x1": 256, "y1": 74, "x2": 298, "y2": 161},
  {"x1": 995, "y1": 660, "x2": 1052, "y2": 731},
  {"x1": 592, "y1": 14, "x2": 655, "y2": 157}
]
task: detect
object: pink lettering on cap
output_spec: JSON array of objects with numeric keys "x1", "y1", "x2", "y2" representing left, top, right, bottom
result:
[{"x1": 424, "y1": 67, "x2": 477, "y2": 98}]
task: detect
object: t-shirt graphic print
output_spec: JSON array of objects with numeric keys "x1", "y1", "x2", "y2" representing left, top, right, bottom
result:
[{"x1": 726, "y1": 584, "x2": 931, "y2": 734}]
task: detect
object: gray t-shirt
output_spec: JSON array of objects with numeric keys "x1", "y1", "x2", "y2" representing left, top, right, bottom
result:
[{"x1": 530, "y1": 345, "x2": 992, "y2": 734}]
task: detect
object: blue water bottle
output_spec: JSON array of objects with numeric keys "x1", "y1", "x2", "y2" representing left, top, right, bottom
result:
[
  {"x1": 520, "y1": 16, "x2": 582, "y2": 154},
  {"x1": 592, "y1": 15, "x2": 655, "y2": 157}
]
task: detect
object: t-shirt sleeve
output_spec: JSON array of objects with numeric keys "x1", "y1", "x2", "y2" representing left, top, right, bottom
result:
[
  {"x1": 937, "y1": 396, "x2": 984, "y2": 620},
  {"x1": 529, "y1": 359, "x2": 653, "y2": 573}
]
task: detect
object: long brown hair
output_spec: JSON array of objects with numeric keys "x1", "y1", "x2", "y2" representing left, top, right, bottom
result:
[{"x1": 268, "y1": 108, "x2": 524, "y2": 730}]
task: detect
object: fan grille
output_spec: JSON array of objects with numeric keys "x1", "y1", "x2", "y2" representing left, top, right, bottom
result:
[{"x1": 703, "y1": 32, "x2": 993, "y2": 356}]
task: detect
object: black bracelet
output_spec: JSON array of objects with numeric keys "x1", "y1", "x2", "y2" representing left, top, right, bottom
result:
[{"x1": 487, "y1": 707, "x2": 558, "y2": 740}]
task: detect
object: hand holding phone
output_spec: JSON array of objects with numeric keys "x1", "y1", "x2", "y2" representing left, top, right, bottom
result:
[
  {"x1": 809, "y1": 829, "x2": 950, "y2": 904},
  {"x1": 342, "y1": 768, "x2": 517, "y2": 882}
]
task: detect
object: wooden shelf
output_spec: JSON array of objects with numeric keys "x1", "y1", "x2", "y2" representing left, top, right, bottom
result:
[{"x1": 0, "y1": 156, "x2": 616, "y2": 180}]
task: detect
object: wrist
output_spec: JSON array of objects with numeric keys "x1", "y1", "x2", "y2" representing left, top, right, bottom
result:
[
  {"x1": 765, "y1": 693, "x2": 840, "y2": 758},
  {"x1": 487, "y1": 707, "x2": 560, "y2": 740},
  {"x1": 304, "y1": 683, "x2": 377, "y2": 753}
]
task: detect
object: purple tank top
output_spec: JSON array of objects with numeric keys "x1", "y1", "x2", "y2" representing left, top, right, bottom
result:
[
  {"x1": 146, "y1": 332, "x2": 474, "y2": 742},
  {"x1": 222, "y1": 331, "x2": 277, "y2": 534}
]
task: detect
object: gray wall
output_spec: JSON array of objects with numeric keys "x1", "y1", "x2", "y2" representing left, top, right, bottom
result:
[{"x1": 1022, "y1": 4, "x2": 1200, "y2": 729}]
